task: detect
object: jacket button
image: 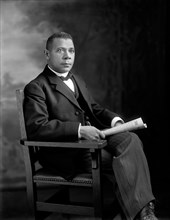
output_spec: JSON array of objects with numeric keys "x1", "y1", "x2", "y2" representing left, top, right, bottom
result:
[
  {"x1": 85, "y1": 121, "x2": 91, "y2": 126},
  {"x1": 85, "y1": 116, "x2": 89, "y2": 120},
  {"x1": 75, "y1": 111, "x2": 79, "y2": 116}
]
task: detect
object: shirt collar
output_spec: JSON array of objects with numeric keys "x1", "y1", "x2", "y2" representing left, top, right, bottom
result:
[{"x1": 48, "y1": 65, "x2": 68, "y2": 78}]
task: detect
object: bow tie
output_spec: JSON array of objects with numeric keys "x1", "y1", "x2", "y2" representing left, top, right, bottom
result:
[{"x1": 59, "y1": 72, "x2": 73, "y2": 81}]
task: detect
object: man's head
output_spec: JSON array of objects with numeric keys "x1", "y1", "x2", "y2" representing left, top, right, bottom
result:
[{"x1": 44, "y1": 32, "x2": 75, "y2": 73}]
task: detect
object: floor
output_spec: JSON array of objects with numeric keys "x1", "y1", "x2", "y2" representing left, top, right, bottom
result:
[{"x1": 0, "y1": 180, "x2": 170, "y2": 220}]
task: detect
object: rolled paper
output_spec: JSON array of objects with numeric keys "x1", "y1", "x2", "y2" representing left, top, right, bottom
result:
[{"x1": 102, "y1": 117, "x2": 147, "y2": 136}]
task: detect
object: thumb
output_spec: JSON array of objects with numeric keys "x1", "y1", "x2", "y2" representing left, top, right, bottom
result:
[{"x1": 100, "y1": 130, "x2": 105, "y2": 139}]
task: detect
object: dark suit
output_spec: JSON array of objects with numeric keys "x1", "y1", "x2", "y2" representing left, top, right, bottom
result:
[
  {"x1": 24, "y1": 65, "x2": 155, "y2": 219},
  {"x1": 24, "y1": 65, "x2": 118, "y2": 178},
  {"x1": 24, "y1": 65, "x2": 118, "y2": 140}
]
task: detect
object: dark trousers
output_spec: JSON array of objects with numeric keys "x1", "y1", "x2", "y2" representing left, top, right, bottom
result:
[{"x1": 78, "y1": 132, "x2": 155, "y2": 220}]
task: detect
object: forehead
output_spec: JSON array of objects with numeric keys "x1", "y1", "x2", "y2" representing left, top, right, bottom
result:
[{"x1": 52, "y1": 38, "x2": 74, "y2": 49}]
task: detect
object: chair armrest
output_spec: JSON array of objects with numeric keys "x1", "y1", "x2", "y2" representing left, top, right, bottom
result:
[{"x1": 20, "y1": 139, "x2": 107, "y2": 149}]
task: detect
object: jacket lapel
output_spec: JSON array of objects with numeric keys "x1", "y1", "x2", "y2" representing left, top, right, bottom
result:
[{"x1": 44, "y1": 67, "x2": 82, "y2": 110}]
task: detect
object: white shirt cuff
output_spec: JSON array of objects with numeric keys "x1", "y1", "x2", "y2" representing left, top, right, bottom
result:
[
  {"x1": 111, "y1": 117, "x2": 124, "y2": 127},
  {"x1": 78, "y1": 123, "x2": 81, "y2": 139}
]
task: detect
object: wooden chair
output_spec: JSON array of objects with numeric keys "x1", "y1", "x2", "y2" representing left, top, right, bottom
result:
[{"x1": 16, "y1": 89, "x2": 117, "y2": 220}]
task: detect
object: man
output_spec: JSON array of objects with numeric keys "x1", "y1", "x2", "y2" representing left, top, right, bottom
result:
[{"x1": 24, "y1": 32, "x2": 158, "y2": 220}]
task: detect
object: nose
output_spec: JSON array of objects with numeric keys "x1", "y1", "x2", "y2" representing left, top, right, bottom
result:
[{"x1": 63, "y1": 51, "x2": 71, "y2": 60}]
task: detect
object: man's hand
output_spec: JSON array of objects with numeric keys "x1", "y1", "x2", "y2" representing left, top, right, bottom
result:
[{"x1": 80, "y1": 126, "x2": 105, "y2": 141}]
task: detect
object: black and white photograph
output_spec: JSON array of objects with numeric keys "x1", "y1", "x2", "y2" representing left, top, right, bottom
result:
[{"x1": 0, "y1": 0, "x2": 168, "y2": 220}]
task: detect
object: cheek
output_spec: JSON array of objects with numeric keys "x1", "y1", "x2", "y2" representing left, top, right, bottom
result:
[
  {"x1": 52, "y1": 55, "x2": 61, "y2": 63},
  {"x1": 71, "y1": 54, "x2": 75, "y2": 61}
]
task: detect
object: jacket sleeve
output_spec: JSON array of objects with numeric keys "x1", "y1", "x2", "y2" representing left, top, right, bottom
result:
[
  {"x1": 90, "y1": 95, "x2": 120, "y2": 127},
  {"x1": 24, "y1": 82, "x2": 80, "y2": 141}
]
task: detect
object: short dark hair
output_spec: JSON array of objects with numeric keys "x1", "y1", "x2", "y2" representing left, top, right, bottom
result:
[{"x1": 46, "y1": 32, "x2": 73, "y2": 50}]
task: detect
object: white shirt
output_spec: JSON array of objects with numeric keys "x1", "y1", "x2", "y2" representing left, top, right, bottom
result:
[{"x1": 48, "y1": 65, "x2": 75, "y2": 92}]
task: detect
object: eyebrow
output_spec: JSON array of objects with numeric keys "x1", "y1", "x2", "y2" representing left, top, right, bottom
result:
[{"x1": 57, "y1": 46, "x2": 74, "y2": 49}]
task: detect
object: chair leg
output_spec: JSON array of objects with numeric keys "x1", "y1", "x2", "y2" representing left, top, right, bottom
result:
[
  {"x1": 91, "y1": 149, "x2": 103, "y2": 220},
  {"x1": 27, "y1": 182, "x2": 37, "y2": 220}
]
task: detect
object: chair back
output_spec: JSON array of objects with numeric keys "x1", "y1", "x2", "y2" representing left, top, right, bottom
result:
[
  {"x1": 16, "y1": 89, "x2": 38, "y2": 173},
  {"x1": 16, "y1": 89, "x2": 27, "y2": 140}
]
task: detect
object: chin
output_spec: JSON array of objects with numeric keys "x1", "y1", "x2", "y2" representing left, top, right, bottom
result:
[{"x1": 63, "y1": 68, "x2": 71, "y2": 72}]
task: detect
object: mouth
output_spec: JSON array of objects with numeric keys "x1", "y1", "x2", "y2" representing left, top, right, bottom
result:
[{"x1": 61, "y1": 63, "x2": 71, "y2": 66}]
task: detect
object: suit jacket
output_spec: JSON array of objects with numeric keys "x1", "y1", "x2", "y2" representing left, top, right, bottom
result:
[{"x1": 24, "y1": 65, "x2": 118, "y2": 178}]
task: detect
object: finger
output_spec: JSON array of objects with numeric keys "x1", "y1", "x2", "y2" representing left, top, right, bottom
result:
[{"x1": 99, "y1": 131, "x2": 105, "y2": 139}]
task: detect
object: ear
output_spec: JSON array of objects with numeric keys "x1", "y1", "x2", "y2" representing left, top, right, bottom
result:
[{"x1": 44, "y1": 49, "x2": 50, "y2": 60}]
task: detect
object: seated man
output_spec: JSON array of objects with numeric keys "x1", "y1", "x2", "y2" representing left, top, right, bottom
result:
[{"x1": 24, "y1": 31, "x2": 158, "y2": 220}]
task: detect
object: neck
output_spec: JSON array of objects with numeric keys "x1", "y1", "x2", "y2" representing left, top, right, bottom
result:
[{"x1": 48, "y1": 65, "x2": 68, "y2": 77}]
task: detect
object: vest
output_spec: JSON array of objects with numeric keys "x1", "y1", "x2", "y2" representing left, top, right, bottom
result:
[{"x1": 71, "y1": 77, "x2": 92, "y2": 126}]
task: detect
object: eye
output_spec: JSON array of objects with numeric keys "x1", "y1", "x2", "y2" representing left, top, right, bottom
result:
[
  {"x1": 56, "y1": 48, "x2": 63, "y2": 53},
  {"x1": 69, "y1": 48, "x2": 75, "y2": 54}
]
